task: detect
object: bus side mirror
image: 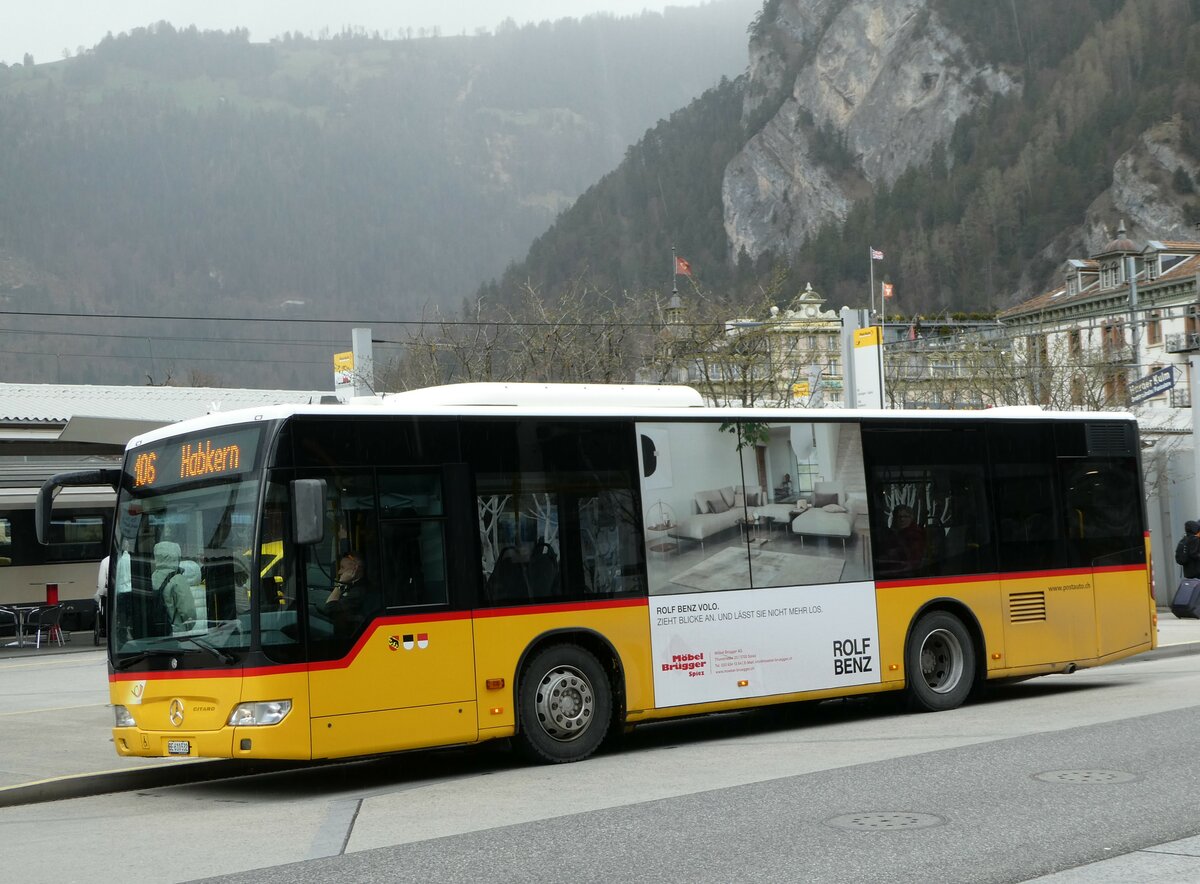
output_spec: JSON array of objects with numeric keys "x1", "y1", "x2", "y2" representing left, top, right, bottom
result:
[{"x1": 291, "y1": 479, "x2": 326, "y2": 545}]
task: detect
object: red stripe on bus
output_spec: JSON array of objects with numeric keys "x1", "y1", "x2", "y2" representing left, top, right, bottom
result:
[
  {"x1": 472, "y1": 597, "x2": 648, "y2": 618},
  {"x1": 875, "y1": 573, "x2": 1001, "y2": 589},
  {"x1": 110, "y1": 597, "x2": 649, "y2": 682},
  {"x1": 876, "y1": 563, "x2": 1146, "y2": 589}
]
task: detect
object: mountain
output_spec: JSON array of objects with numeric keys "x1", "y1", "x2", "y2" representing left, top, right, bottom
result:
[
  {"x1": 490, "y1": 0, "x2": 1200, "y2": 316},
  {"x1": 0, "y1": 2, "x2": 758, "y2": 387},
  {"x1": 8, "y1": 0, "x2": 1200, "y2": 390}
]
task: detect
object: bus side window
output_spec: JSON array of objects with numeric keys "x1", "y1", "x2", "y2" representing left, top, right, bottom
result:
[
  {"x1": 381, "y1": 519, "x2": 448, "y2": 606},
  {"x1": 466, "y1": 419, "x2": 644, "y2": 606},
  {"x1": 989, "y1": 424, "x2": 1067, "y2": 571},
  {"x1": 379, "y1": 472, "x2": 447, "y2": 608},
  {"x1": 863, "y1": 426, "x2": 995, "y2": 579}
]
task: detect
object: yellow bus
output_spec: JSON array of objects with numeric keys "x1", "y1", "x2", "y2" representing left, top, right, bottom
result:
[{"x1": 38, "y1": 383, "x2": 1155, "y2": 764}]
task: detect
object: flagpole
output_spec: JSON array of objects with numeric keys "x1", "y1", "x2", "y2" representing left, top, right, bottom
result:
[
  {"x1": 671, "y1": 244, "x2": 678, "y2": 296},
  {"x1": 869, "y1": 248, "x2": 875, "y2": 327},
  {"x1": 878, "y1": 277, "x2": 888, "y2": 407},
  {"x1": 870, "y1": 248, "x2": 885, "y2": 408}
]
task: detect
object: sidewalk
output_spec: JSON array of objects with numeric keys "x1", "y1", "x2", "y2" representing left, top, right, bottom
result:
[
  {"x1": 0, "y1": 633, "x2": 296, "y2": 806},
  {"x1": 1, "y1": 614, "x2": 1199, "y2": 809}
]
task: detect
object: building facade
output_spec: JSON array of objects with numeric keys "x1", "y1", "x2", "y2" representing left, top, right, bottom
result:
[
  {"x1": 640, "y1": 282, "x2": 846, "y2": 407},
  {"x1": 996, "y1": 223, "x2": 1200, "y2": 411}
]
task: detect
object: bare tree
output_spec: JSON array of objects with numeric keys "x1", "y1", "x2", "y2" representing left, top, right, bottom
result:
[
  {"x1": 887, "y1": 327, "x2": 1126, "y2": 410},
  {"x1": 378, "y1": 277, "x2": 658, "y2": 391}
]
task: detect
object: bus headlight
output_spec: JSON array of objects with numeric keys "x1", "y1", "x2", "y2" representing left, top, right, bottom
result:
[
  {"x1": 228, "y1": 700, "x2": 292, "y2": 726},
  {"x1": 114, "y1": 705, "x2": 136, "y2": 728}
]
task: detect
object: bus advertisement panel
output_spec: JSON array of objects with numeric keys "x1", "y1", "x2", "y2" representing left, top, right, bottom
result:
[{"x1": 649, "y1": 583, "x2": 879, "y2": 707}]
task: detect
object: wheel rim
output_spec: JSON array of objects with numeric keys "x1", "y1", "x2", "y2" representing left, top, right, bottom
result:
[
  {"x1": 534, "y1": 664, "x2": 595, "y2": 742},
  {"x1": 919, "y1": 627, "x2": 964, "y2": 694}
]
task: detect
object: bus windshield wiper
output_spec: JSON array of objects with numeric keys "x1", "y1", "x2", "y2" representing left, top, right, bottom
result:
[
  {"x1": 177, "y1": 635, "x2": 238, "y2": 665},
  {"x1": 114, "y1": 638, "x2": 238, "y2": 670}
]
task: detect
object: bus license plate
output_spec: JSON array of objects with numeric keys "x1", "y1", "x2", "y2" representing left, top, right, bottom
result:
[{"x1": 167, "y1": 740, "x2": 191, "y2": 755}]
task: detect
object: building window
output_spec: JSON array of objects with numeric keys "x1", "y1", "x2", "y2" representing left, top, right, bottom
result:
[
  {"x1": 1103, "y1": 370, "x2": 1128, "y2": 405},
  {"x1": 1147, "y1": 311, "x2": 1161, "y2": 346},
  {"x1": 1068, "y1": 329, "x2": 1082, "y2": 356},
  {"x1": 1101, "y1": 320, "x2": 1125, "y2": 354},
  {"x1": 1147, "y1": 256, "x2": 1159, "y2": 281},
  {"x1": 1187, "y1": 305, "x2": 1200, "y2": 337}
]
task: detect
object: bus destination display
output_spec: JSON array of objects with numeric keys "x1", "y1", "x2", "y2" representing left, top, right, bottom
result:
[{"x1": 130, "y1": 427, "x2": 262, "y2": 490}]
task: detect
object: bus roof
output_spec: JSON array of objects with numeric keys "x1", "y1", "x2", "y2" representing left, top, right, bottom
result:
[{"x1": 123, "y1": 383, "x2": 1136, "y2": 451}]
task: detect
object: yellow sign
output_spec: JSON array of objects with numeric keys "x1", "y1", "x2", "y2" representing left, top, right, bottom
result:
[
  {"x1": 854, "y1": 327, "x2": 881, "y2": 348},
  {"x1": 334, "y1": 351, "x2": 354, "y2": 372},
  {"x1": 791, "y1": 381, "x2": 810, "y2": 399}
]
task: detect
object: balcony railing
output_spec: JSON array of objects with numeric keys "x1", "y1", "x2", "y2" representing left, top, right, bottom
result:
[
  {"x1": 1165, "y1": 332, "x2": 1200, "y2": 354},
  {"x1": 1171, "y1": 386, "x2": 1192, "y2": 408}
]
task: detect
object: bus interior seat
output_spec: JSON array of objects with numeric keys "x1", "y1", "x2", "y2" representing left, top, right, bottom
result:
[
  {"x1": 487, "y1": 546, "x2": 528, "y2": 602},
  {"x1": 525, "y1": 541, "x2": 559, "y2": 599}
]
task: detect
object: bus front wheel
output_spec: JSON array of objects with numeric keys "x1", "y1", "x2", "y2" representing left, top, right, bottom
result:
[
  {"x1": 517, "y1": 644, "x2": 612, "y2": 763},
  {"x1": 905, "y1": 611, "x2": 975, "y2": 712}
]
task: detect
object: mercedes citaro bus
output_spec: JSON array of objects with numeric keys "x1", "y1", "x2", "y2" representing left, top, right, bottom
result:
[{"x1": 37, "y1": 383, "x2": 1155, "y2": 764}]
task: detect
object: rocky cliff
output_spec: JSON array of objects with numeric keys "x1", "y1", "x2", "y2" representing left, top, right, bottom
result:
[{"x1": 725, "y1": 0, "x2": 1016, "y2": 262}]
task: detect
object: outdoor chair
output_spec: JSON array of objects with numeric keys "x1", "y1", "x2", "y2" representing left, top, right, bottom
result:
[
  {"x1": 0, "y1": 605, "x2": 17, "y2": 642},
  {"x1": 24, "y1": 604, "x2": 65, "y2": 648}
]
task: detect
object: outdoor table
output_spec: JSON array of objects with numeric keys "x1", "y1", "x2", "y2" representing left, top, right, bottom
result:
[{"x1": 0, "y1": 604, "x2": 38, "y2": 647}]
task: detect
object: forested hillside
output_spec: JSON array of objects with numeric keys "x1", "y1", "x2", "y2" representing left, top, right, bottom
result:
[
  {"x1": 0, "y1": 1, "x2": 756, "y2": 387},
  {"x1": 6, "y1": 0, "x2": 1200, "y2": 390}
]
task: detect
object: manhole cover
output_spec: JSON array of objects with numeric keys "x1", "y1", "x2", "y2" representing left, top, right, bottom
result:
[
  {"x1": 825, "y1": 812, "x2": 945, "y2": 832},
  {"x1": 1033, "y1": 769, "x2": 1138, "y2": 785}
]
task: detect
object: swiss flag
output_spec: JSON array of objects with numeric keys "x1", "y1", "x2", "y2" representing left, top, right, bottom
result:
[{"x1": 674, "y1": 256, "x2": 693, "y2": 276}]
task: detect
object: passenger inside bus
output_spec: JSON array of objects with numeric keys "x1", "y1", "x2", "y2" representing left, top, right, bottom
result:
[
  {"x1": 153, "y1": 541, "x2": 197, "y2": 632},
  {"x1": 881, "y1": 505, "x2": 927, "y2": 577},
  {"x1": 324, "y1": 548, "x2": 369, "y2": 631}
]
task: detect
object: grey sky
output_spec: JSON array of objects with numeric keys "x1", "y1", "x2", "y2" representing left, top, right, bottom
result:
[{"x1": 1, "y1": 1, "x2": 710, "y2": 66}]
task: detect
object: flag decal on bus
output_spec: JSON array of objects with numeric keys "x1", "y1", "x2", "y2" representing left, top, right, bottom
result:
[
  {"x1": 399, "y1": 633, "x2": 429, "y2": 650},
  {"x1": 388, "y1": 635, "x2": 400, "y2": 651}
]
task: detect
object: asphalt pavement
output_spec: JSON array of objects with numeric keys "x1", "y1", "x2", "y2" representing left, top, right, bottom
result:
[{"x1": 1, "y1": 614, "x2": 1198, "y2": 881}]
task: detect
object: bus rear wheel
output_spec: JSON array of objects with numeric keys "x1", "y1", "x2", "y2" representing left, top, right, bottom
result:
[
  {"x1": 905, "y1": 611, "x2": 975, "y2": 712},
  {"x1": 517, "y1": 644, "x2": 612, "y2": 763}
]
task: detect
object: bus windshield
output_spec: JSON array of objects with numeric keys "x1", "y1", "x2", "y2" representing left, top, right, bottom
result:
[{"x1": 109, "y1": 426, "x2": 264, "y2": 666}]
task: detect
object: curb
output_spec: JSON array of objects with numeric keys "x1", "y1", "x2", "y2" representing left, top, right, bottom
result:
[
  {"x1": 1133, "y1": 640, "x2": 1200, "y2": 662},
  {"x1": 0, "y1": 758, "x2": 308, "y2": 808}
]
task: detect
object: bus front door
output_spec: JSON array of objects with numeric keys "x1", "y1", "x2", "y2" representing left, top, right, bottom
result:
[{"x1": 307, "y1": 613, "x2": 477, "y2": 760}]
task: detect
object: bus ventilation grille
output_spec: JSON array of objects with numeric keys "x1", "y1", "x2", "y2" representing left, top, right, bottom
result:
[
  {"x1": 1085, "y1": 422, "x2": 1134, "y2": 456},
  {"x1": 1009, "y1": 590, "x2": 1047, "y2": 622}
]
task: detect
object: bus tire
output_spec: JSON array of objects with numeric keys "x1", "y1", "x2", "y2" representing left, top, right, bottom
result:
[
  {"x1": 517, "y1": 644, "x2": 611, "y2": 764},
  {"x1": 905, "y1": 611, "x2": 974, "y2": 712}
]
